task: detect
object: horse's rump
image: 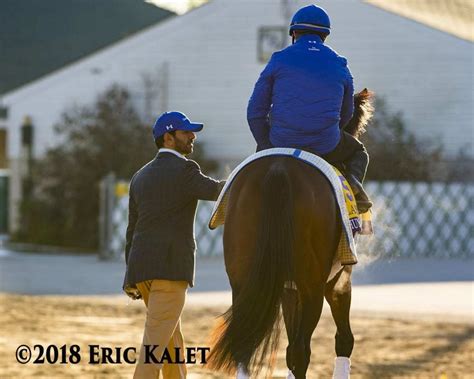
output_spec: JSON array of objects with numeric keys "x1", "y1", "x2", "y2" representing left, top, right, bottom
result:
[
  {"x1": 225, "y1": 156, "x2": 340, "y2": 287},
  {"x1": 208, "y1": 156, "x2": 341, "y2": 375}
]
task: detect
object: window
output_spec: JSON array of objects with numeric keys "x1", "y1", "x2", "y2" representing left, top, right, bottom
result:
[{"x1": 257, "y1": 26, "x2": 288, "y2": 63}]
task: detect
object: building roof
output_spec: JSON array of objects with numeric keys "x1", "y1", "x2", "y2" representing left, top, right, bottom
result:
[
  {"x1": 366, "y1": 0, "x2": 473, "y2": 42},
  {"x1": 0, "y1": 0, "x2": 174, "y2": 95}
]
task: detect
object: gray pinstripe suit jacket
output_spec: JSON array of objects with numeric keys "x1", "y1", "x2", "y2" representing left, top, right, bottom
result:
[{"x1": 123, "y1": 152, "x2": 224, "y2": 288}]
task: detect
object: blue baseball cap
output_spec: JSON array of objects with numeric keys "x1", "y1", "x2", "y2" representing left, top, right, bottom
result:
[{"x1": 152, "y1": 111, "x2": 203, "y2": 140}]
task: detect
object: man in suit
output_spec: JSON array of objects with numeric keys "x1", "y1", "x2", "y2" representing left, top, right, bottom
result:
[{"x1": 123, "y1": 111, "x2": 225, "y2": 379}]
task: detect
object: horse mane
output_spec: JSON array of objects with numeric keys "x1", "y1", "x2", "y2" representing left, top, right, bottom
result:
[{"x1": 344, "y1": 88, "x2": 375, "y2": 139}]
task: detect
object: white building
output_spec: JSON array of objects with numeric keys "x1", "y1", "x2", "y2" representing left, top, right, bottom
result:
[{"x1": 1, "y1": 0, "x2": 473, "y2": 233}]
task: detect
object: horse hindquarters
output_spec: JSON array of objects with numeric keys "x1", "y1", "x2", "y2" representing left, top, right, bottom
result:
[
  {"x1": 208, "y1": 160, "x2": 295, "y2": 375},
  {"x1": 283, "y1": 163, "x2": 342, "y2": 378}
]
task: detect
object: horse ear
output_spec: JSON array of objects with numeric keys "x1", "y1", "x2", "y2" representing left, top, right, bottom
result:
[{"x1": 360, "y1": 88, "x2": 374, "y2": 101}]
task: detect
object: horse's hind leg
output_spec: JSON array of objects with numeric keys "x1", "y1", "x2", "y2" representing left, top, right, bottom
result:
[
  {"x1": 284, "y1": 284, "x2": 326, "y2": 379},
  {"x1": 325, "y1": 266, "x2": 354, "y2": 377},
  {"x1": 282, "y1": 287, "x2": 300, "y2": 375}
]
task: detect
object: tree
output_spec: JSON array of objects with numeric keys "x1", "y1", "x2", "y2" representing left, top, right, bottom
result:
[
  {"x1": 362, "y1": 97, "x2": 444, "y2": 181},
  {"x1": 16, "y1": 85, "x2": 156, "y2": 248}
]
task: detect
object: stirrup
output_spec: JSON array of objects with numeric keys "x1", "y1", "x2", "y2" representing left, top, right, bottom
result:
[{"x1": 360, "y1": 210, "x2": 374, "y2": 235}]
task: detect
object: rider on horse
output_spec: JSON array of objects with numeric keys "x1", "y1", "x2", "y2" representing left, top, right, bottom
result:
[{"x1": 247, "y1": 4, "x2": 372, "y2": 213}]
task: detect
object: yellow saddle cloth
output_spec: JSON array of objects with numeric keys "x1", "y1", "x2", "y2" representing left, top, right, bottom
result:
[
  {"x1": 333, "y1": 167, "x2": 360, "y2": 232},
  {"x1": 333, "y1": 166, "x2": 373, "y2": 236}
]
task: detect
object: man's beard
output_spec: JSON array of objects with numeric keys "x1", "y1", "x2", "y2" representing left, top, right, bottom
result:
[{"x1": 175, "y1": 139, "x2": 193, "y2": 155}]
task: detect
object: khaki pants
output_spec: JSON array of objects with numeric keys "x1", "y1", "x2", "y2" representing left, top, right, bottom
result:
[{"x1": 134, "y1": 280, "x2": 188, "y2": 379}]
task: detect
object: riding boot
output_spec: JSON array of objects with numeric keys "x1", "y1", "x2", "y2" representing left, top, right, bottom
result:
[{"x1": 345, "y1": 150, "x2": 373, "y2": 213}]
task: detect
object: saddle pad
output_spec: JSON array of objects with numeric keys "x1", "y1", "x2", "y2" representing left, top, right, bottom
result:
[
  {"x1": 332, "y1": 166, "x2": 361, "y2": 234},
  {"x1": 209, "y1": 148, "x2": 358, "y2": 265}
]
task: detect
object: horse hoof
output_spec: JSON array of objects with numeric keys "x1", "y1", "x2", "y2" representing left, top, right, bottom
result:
[
  {"x1": 332, "y1": 356, "x2": 351, "y2": 379},
  {"x1": 287, "y1": 370, "x2": 296, "y2": 379}
]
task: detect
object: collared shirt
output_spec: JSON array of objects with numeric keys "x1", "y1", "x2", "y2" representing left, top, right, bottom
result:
[{"x1": 158, "y1": 148, "x2": 185, "y2": 160}]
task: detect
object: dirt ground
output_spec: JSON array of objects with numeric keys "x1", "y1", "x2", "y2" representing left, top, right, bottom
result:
[{"x1": 1, "y1": 294, "x2": 473, "y2": 379}]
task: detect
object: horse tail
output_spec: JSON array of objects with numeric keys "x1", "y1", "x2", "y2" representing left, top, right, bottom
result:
[
  {"x1": 208, "y1": 161, "x2": 294, "y2": 374},
  {"x1": 344, "y1": 88, "x2": 375, "y2": 138}
]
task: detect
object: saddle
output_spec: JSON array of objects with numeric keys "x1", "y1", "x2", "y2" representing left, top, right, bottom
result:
[{"x1": 209, "y1": 148, "x2": 372, "y2": 267}]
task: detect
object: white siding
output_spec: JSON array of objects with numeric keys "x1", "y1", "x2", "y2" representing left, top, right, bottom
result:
[
  {"x1": 335, "y1": 1, "x2": 474, "y2": 155},
  {"x1": 2, "y1": 0, "x2": 473, "y2": 163}
]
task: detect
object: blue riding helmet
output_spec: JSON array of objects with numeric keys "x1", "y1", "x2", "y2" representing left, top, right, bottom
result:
[{"x1": 289, "y1": 4, "x2": 331, "y2": 36}]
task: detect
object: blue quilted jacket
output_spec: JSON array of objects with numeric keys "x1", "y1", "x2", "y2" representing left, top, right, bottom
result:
[{"x1": 247, "y1": 34, "x2": 354, "y2": 155}]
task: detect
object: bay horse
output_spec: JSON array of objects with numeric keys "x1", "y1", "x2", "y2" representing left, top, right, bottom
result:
[{"x1": 208, "y1": 90, "x2": 374, "y2": 378}]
